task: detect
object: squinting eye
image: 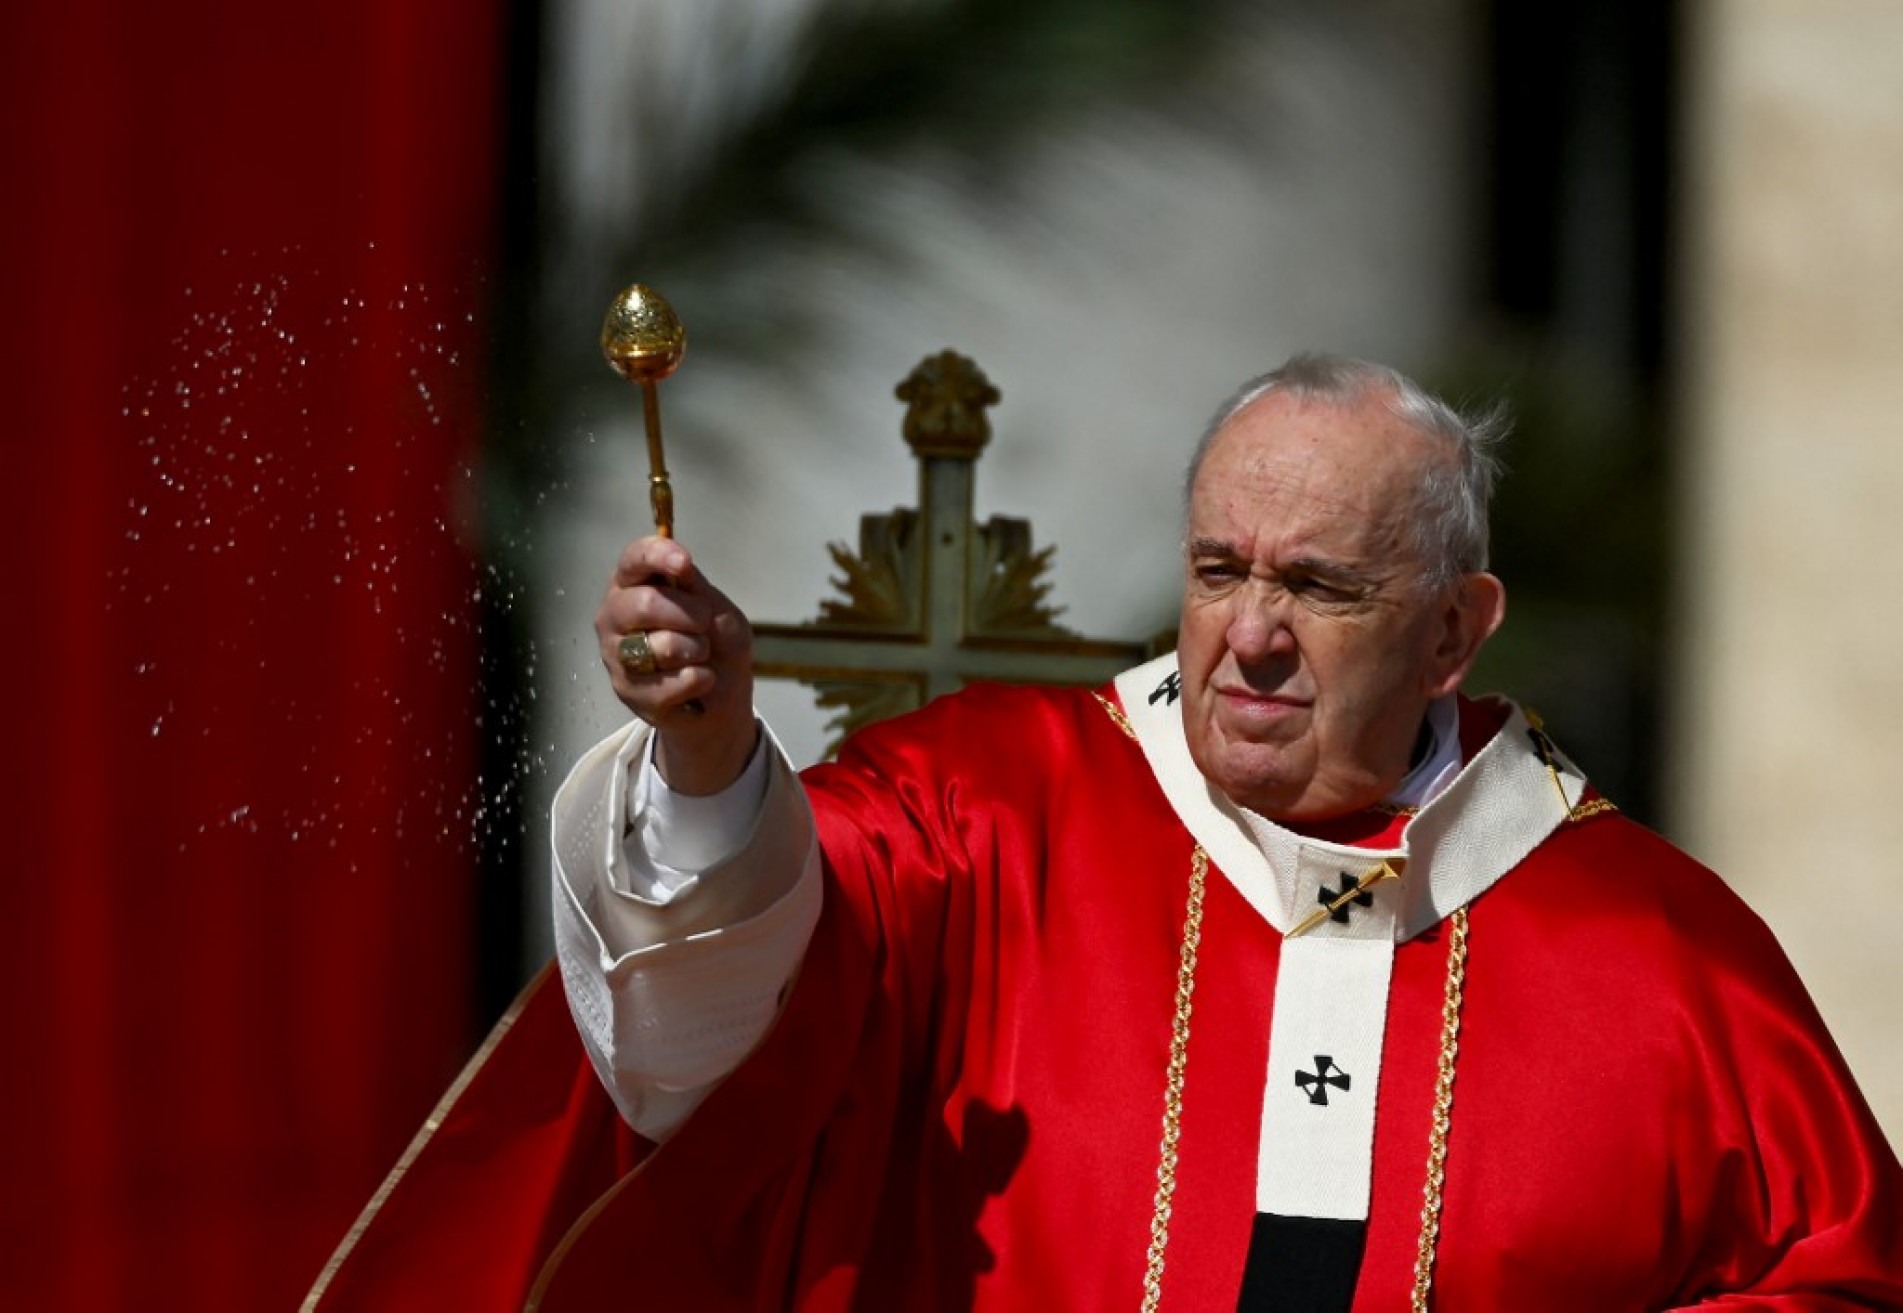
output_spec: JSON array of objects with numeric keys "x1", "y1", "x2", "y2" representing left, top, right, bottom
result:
[
  {"x1": 1292, "y1": 578, "x2": 1358, "y2": 604},
  {"x1": 1195, "y1": 563, "x2": 1243, "y2": 585}
]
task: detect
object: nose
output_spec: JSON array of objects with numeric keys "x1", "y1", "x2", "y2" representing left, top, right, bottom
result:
[{"x1": 1224, "y1": 583, "x2": 1297, "y2": 666}]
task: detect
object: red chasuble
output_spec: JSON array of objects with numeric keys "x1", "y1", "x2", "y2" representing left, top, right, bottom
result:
[{"x1": 309, "y1": 681, "x2": 1903, "y2": 1309}]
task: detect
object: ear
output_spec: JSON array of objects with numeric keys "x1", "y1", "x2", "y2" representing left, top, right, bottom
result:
[{"x1": 1423, "y1": 571, "x2": 1506, "y2": 699}]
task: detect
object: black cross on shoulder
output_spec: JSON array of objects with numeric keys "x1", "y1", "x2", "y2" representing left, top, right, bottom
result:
[
  {"x1": 1295, "y1": 1055, "x2": 1351, "y2": 1106},
  {"x1": 1149, "y1": 671, "x2": 1182, "y2": 707},
  {"x1": 1525, "y1": 709, "x2": 1572, "y2": 775}
]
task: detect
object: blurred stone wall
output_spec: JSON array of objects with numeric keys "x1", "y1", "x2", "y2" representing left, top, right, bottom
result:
[{"x1": 1674, "y1": 0, "x2": 1903, "y2": 1145}]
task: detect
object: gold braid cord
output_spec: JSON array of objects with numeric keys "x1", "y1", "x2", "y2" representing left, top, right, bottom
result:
[
  {"x1": 1410, "y1": 906, "x2": 1470, "y2": 1311},
  {"x1": 1141, "y1": 847, "x2": 1207, "y2": 1312}
]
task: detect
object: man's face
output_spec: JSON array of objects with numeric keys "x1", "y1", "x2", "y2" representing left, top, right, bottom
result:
[{"x1": 1178, "y1": 389, "x2": 1503, "y2": 821}]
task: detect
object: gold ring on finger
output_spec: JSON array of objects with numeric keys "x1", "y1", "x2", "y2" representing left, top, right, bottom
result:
[{"x1": 617, "y1": 630, "x2": 659, "y2": 677}]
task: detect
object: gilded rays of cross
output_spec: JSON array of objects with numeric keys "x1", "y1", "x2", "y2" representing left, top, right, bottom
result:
[{"x1": 750, "y1": 350, "x2": 1154, "y2": 755}]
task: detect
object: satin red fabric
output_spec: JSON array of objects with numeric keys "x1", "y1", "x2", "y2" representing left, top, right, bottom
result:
[
  {"x1": 316, "y1": 687, "x2": 1903, "y2": 1308},
  {"x1": 5, "y1": 3, "x2": 502, "y2": 1303}
]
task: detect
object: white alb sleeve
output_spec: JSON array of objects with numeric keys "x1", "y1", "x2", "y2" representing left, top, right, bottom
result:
[{"x1": 549, "y1": 719, "x2": 822, "y2": 1141}]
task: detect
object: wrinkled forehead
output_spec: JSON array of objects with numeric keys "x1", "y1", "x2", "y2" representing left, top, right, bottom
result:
[{"x1": 1190, "y1": 390, "x2": 1445, "y2": 530}]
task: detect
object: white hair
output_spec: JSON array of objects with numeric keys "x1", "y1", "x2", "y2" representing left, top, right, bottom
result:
[{"x1": 1186, "y1": 353, "x2": 1509, "y2": 588}]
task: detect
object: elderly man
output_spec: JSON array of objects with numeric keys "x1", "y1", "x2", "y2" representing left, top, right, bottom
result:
[{"x1": 309, "y1": 356, "x2": 1901, "y2": 1310}]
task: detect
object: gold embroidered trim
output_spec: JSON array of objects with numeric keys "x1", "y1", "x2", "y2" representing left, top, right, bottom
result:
[
  {"x1": 1095, "y1": 691, "x2": 1138, "y2": 742},
  {"x1": 1566, "y1": 797, "x2": 1618, "y2": 822}
]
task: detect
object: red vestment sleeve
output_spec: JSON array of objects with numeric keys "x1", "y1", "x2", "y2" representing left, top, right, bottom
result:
[
  {"x1": 1652, "y1": 871, "x2": 1903, "y2": 1307},
  {"x1": 526, "y1": 686, "x2": 1080, "y2": 1309}
]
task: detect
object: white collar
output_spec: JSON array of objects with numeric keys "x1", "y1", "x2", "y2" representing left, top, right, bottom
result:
[{"x1": 1111, "y1": 652, "x2": 1589, "y2": 940}]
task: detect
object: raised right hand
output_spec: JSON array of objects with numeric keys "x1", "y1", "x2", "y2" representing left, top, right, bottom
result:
[{"x1": 595, "y1": 535, "x2": 758, "y2": 796}]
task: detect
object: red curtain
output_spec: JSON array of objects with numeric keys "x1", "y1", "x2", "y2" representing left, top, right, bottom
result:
[{"x1": 3, "y1": 2, "x2": 505, "y2": 1306}]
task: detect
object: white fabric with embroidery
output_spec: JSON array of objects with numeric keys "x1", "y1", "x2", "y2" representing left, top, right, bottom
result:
[{"x1": 550, "y1": 718, "x2": 820, "y2": 1139}]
